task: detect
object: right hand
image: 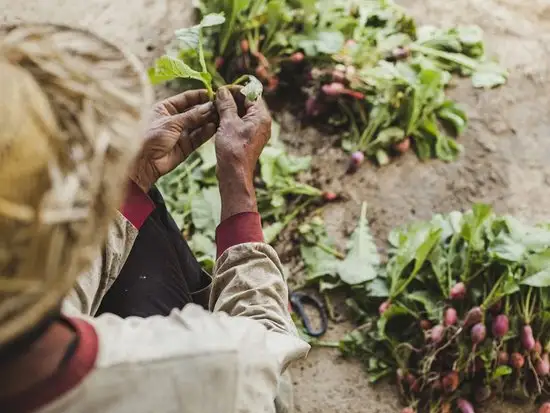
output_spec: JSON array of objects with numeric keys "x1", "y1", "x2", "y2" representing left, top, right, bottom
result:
[{"x1": 214, "y1": 86, "x2": 272, "y2": 221}]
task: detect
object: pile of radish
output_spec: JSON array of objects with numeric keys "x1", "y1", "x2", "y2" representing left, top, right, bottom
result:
[{"x1": 311, "y1": 204, "x2": 550, "y2": 412}]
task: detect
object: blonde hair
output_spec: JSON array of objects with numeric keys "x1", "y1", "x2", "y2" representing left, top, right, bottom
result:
[{"x1": 0, "y1": 24, "x2": 152, "y2": 346}]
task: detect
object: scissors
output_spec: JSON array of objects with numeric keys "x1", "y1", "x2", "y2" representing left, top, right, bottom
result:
[{"x1": 289, "y1": 291, "x2": 328, "y2": 338}]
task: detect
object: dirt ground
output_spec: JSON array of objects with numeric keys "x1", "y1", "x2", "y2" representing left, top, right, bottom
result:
[{"x1": 2, "y1": 0, "x2": 550, "y2": 411}]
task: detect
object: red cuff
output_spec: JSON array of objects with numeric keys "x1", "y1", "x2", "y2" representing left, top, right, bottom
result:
[
  {"x1": 216, "y1": 212, "x2": 264, "y2": 257},
  {"x1": 120, "y1": 180, "x2": 155, "y2": 229}
]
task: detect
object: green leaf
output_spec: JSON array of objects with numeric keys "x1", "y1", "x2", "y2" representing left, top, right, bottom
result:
[
  {"x1": 438, "y1": 100, "x2": 468, "y2": 135},
  {"x1": 460, "y1": 204, "x2": 493, "y2": 251},
  {"x1": 149, "y1": 56, "x2": 205, "y2": 85},
  {"x1": 491, "y1": 365, "x2": 512, "y2": 380},
  {"x1": 197, "y1": 141, "x2": 217, "y2": 171},
  {"x1": 489, "y1": 233, "x2": 526, "y2": 262},
  {"x1": 189, "y1": 232, "x2": 215, "y2": 256},
  {"x1": 472, "y1": 62, "x2": 508, "y2": 88},
  {"x1": 316, "y1": 31, "x2": 346, "y2": 54},
  {"x1": 200, "y1": 13, "x2": 226, "y2": 27},
  {"x1": 521, "y1": 270, "x2": 550, "y2": 287},
  {"x1": 407, "y1": 290, "x2": 440, "y2": 318},
  {"x1": 366, "y1": 278, "x2": 390, "y2": 298},
  {"x1": 263, "y1": 222, "x2": 285, "y2": 244},
  {"x1": 175, "y1": 27, "x2": 201, "y2": 50},
  {"x1": 240, "y1": 75, "x2": 264, "y2": 101},
  {"x1": 338, "y1": 203, "x2": 380, "y2": 285},
  {"x1": 301, "y1": 244, "x2": 340, "y2": 279},
  {"x1": 191, "y1": 187, "x2": 221, "y2": 239}
]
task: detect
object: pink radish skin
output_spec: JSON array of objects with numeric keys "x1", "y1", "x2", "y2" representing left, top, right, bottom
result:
[
  {"x1": 492, "y1": 314, "x2": 509, "y2": 338},
  {"x1": 535, "y1": 341, "x2": 543, "y2": 355},
  {"x1": 401, "y1": 408, "x2": 414, "y2": 413},
  {"x1": 450, "y1": 282, "x2": 467, "y2": 300},
  {"x1": 539, "y1": 402, "x2": 550, "y2": 413},
  {"x1": 350, "y1": 151, "x2": 365, "y2": 166},
  {"x1": 322, "y1": 191, "x2": 337, "y2": 202},
  {"x1": 420, "y1": 319, "x2": 432, "y2": 330},
  {"x1": 522, "y1": 325, "x2": 536, "y2": 351},
  {"x1": 215, "y1": 57, "x2": 224, "y2": 70},
  {"x1": 498, "y1": 351, "x2": 509, "y2": 365},
  {"x1": 537, "y1": 353, "x2": 550, "y2": 376},
  {"x1": 431, "y1": 325, "x2": 445, "y2": 344},
  {"x1": 379, "y1": 300, "x2": 391, "y2": 315},
  {"x1": 322, "y1": 82, "x2": 345, "y2": 96},
  {"x1": 394, "y1": 138, "x2": 411, "y2": 154},
  {"x1": 463, "y1": 307, "x2": 483, "y2": 328},
  {"x1": 290, "y1": 52, "x2": 305, "y2": 63},
  {"x1": 471, "y1": 323, "x2": 487, "y2": 344},
  {"x1": 444, "y1": 307, "x2": 458, "y2": 326},
  {"x1": 442, "y1": 371, "x2": 459, "y2": 394},
  {"x1": 332, "y1": 70, "x2": 346, "y2": 83},
  {"x1": 511, "y1": 352, "x2": 525, "y2": 369},
  {"x1": 457, "y1": 398, "x2": 475, "y2": 413}
]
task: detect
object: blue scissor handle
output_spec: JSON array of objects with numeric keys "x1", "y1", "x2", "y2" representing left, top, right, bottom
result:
[{"x1": 290, "y1": 291, "x2": 328, "y2": 337}]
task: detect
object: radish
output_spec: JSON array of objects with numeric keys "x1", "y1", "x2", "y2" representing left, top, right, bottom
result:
[
  {"x1": 498, "y1": 351, "x2": 509, "y2": 365},
  {"x1": 379, "y1": 300, "x2": 391, "y2": 315},
  {"x1": 240, "y1": 39, "x2": 249, "y2": 53},
  {"x1": 392, "y1": 46, "x2": 411, "y2": 60},
  {"x1": 431, "y1": 379, "x2": 442, "y2": 392},
  {"x1": 450, "y1": 282, "x2": 467, "y2": 300},
  {"x1": 401, "y1": 408, "x2": 414, "y2": 413},
  {"x1": 441, "y1": 402, "x2": 452, "y2": 413},
  {"x1": 457, "y1": 398, "x2": 475, "y2": 413},
  {"x1": 350, "y1": 151, "x2": 365, "y2": 167},
  {"x1": 535, "y1": 340, "x2": 543, "y2": 355},
  {"x1": 345, "y1": 39, "x2": 357, "y2": 48},
  {"x1": 332, "y1": 69, "x2": 346, "y2": 83},
  {"x1": 405, "y1": 373, "x2": 416, "y2": 386},
  {"x1": 322, "y1": 191, "x2": 338, "y2": 202},
  {"x1": 394, "y1": 137, "x2": 411, "y2": 154},
  {"x1": 442, "y1": 371, "x2": 459, "y2": 394},
  {"x1": 511, "y1": 352, "x2": 525, "y2": 369},
  {"x1": 266, "y1": 76, "x2": 279, "y2": 92},
  {"x1": 431, "y1": 324, "x2": 445, "y2": 345},
  {"x1": 322, "y1": 82, "x2": 346, "y2": 96},
  {"x1": 255, "y1": 65, "x2": 269, "y2": 80},
  {"x1": 537, "y1": 353, "x2": 550, "y2": 376},
  {"x1": 420, "y1": 319, "x2": 432, "y2": 330},
  {"x1": 489, "y1": 300, "x2": 502, "y2": 315},
  {"x1": 444, "y1": 307, "x2": 458, "y2": 326},
  {"x1": 214, "y1": 56, "x2": 224, "y2": 70},
  {"x1": 540, "y1": 402, "x2": 550, "y2": 413},
  {"x1": 492, "y1": 314, "x2": 509, "y2": 338},
  {"x1": 463, "y1": 307, "x2": 483, "y2": 328},
  {"x1": 521, "y1": 325, "x2": 536, "y2": 351},
  {"x1": 345, "y1": 90, "x2": 365, "y2": 100},
  {"x1": 471, "y1": 323, "x2": 486, "y2": 344},
  {"x1": 306, "y1": 97, "x2": 321, "y2": 117},
  {"x1": 290, "y1": 52, "x2": 305, "y2": 63}
]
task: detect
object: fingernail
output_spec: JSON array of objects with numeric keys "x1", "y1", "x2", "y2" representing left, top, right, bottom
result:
[
  {"x1": 218, "y1": 88, "x2": 229, "y2": 98},
  {"x1": 199, "y1": 102, "x2": 214, "y2": 114}
]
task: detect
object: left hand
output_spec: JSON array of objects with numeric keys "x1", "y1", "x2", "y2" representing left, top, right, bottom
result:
[{"x1": 130, "y1": 89, "x2": 218, "y2": 192}]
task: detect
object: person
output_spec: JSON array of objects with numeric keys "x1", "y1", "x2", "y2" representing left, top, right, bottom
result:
[{"x1": 0, "y1": 23, "x2": 309, "y2": 413}]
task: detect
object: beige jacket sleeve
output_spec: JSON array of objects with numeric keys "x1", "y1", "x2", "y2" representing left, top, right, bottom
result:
[
  {"x1": 63, "y1": 211, "x2": 138, "y2": 316},
  {"x1": 63, "y1": 242, "x2": 309, "y2": 413}
]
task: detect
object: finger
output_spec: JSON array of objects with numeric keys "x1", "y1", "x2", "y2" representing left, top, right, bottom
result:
[
  {"x1": 179, "y1": 122, "x2": 217, "y2": 156},
  {"x1": 215, "y1": 87, "x2": 239, "y2": 120},
  {"x1": 226, "y1": 86, "x2": 252, "y2": 117},
  {"x1": 243, "y1": 97, "x2": 270, "y2": 126},
  {"x1": 172, "y1": 101, "x2": 216, "y2": 130},
  {"x1": 161, "y1": 89, "x2": 210, "y2": 114}
]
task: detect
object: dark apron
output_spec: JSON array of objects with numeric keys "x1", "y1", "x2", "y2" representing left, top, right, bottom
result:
[{"x1": 97, "y1": 186, "x2": 211, "y2": 318}]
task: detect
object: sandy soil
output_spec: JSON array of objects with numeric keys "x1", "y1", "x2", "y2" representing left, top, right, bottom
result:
[{"x1": 2, "y1": 0, "x2": 550, "y2": 412}]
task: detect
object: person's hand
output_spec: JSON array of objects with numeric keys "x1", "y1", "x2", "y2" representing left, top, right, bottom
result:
[
  {"x1": 130, "y1": 90, "x2": 218, "y2": 192},
  {"x1": 214, "y1": 87, "x2": 272, "y2": 221}
]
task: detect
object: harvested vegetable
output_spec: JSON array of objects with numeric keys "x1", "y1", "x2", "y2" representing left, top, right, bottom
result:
[
  {"x1": 167, "y1": 0, "x2": 508, "y2": 166},
  {"x1": 310, "y1": 204, "x2": 550, "y2": 412}
]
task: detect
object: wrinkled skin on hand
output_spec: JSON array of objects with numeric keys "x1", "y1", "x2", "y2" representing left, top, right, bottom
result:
[
  {"x1": 214, "y1": 87, "x2": 272, "y2": 221},
  {"x1": 131, "y1": 89, "x2": 218, "y2": 192}
]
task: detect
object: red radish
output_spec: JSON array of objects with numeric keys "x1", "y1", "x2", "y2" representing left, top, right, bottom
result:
[
  {"x1": 444, "y1": 307, "x2": 458, "y2": 326},
  {"x1": 511, "y1": 352, "x2": 525, "y2": 369},
  {"x1": 401, "y1": 408, "x2": 414, "y2": 413},
  {"x1": 345, "y1": 39, "x2": 357, "y2": 48},
  {"x1": 457, "y1": 398, "x2": 475, "y2": 413},
  {"x1": 442, "y1": 371, "x2": 459, "y2": 394},
  {"x1": 350, "y1": 151, "x2": 365, "y2": 166},
  {"x1": 379, "y1": 300, "x2": 391, "y2": 315},
  {"x1": 392, "y1": 46, "x2": 411, "y2": 60},
  {"x1": 475, "y1": 386, "x2": 492, "y2": 403},
  {"x1": 405, "y1": 373, "x2": 416, "y2": 386},
  {"x1": 521, "y1": 325, "x2": 536, "y2": 351},
  {"x1": 290, "y1": 52, "x2": 305, "y2": 63},
  {"x1": 332, "y1": 69, "x2": 346, "y2": 83},
  {"x1": 498, "y1": 351, "x2": 509, "y2": 365},
  {"x1": 266, "y1": 76, "x2": 279, "y2": 92},
  {"x1": 431, "y1": 379, "x2": 442, "y2": 392},
  {"x1": 539, "y1": 402, "x2": 550, "y2": 413},
  {"x1": 240, "y1": 39, "x2": 249, "y2": 53},
  {"x1": 394, "y1": 137, "x2": 411, "y2": 154},
  {"x1": 463, "y1": 307, "x2": 483, "y2": 328},
  {"x1": 306, "y1": 97, "x2": 321, "y2": 117},
  {"x1": 450, "y1": 282, "x2": 467, "y2": 300},
  {"x1": 492, "y1": 314, "x2": 509, "y2": 338},
  {"x1": 345, "y1": 90, "x2": 365, "y2": 100},
  {"x1": 535, "y1": 340, "x2": 543, "y2": 355},
  {"x1": 537, "y1": 353, "x2": 550, "y2": 376},
  {"x1": 322, "y1": 191, "x2": 338, "y2": 202},
  {"x1": 322, "y1": 82, "x2": 345, "y2": 96},
  {"x1": 214, "y1": 56, "x2": 224, "y2": 70},
  {"x1": 410, "y1": 378, "x2": 421, "y2": 393},
  {"x1": 430, "y1": 324, "x2": 445, "y2": 345},
  {"x1": 420, "y1": 319, "x2": 432, "y2": 330},
  {"x1": 489, "y1": 300, "x2": 503, "y2": 314},
  {"x1": 255, "y1": 65, "x2": 269, "y2": 80}
]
